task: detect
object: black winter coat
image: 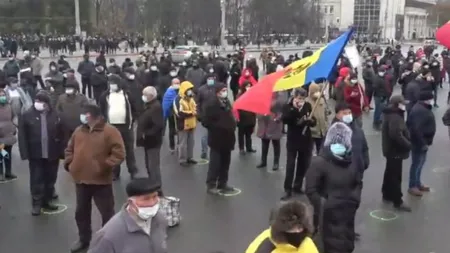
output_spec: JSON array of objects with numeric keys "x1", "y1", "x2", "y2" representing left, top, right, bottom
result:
[
  {"x1": 381, "y1": 106, "x2": 411, "y2": 159},
  {"x1": 282, "y1": 101, "x2": 315, "y2": 151},
  {"x1": 305, "y1": 148, "x2": 361, "y2": 253},
  {"x1": 236, "y1": 91, "x2": 256, "y2": 127},
  {"x1": 407, "y1": 102, "x2": 436, "y2": 148},
  {"x1": 136, "y1": 99, "x2": 164, "y2": 149},
  {"x1": 372, "y1": 75, "x2": 391, "y2": 98},
  {"x1": 90, "y1": 71, "x2": 108, "y2": 89},
  {"x1": 18, "y1": 107, "x2": 63, "y2": 160},
  {"x1": 203, "y1": 97, "x2": 236, "y2": 151}
]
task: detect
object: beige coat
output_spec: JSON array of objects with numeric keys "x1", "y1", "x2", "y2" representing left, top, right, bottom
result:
[{"x1": 306, "y1": 83, "x2": 328, "y2": 138}]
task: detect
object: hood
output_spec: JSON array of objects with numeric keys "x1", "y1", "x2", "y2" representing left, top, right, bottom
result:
[
  {"x1": 179, "y1": 81, "x2": 194, "y2": 98},
  {"x1": 382, "y1": 105, "x2": 404, "y2": 115},
  {"x1": 308, "y1": 83, "x2": 320, "y2": 97},
  {"x1": 339, "y1": 67, "x2": 351, "y2": 77},
  {"x1": 241, "y1": 68, "x2": 253, "y2": 77}
]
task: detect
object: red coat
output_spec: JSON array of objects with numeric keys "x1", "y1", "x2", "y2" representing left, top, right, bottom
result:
[
  {"x1": 343, "y1": 84, "x2": 368, "y2": 118},
  {"x1": 239, "y1": 68, "x2": 257, "y2": 87}
]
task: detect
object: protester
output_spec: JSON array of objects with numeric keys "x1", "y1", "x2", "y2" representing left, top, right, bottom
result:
[
  {"x1": 87, "y1": 178, "x2": 167, "y2": 253},
  {"x1": 18, "y1": 90, "x2": 63, "y2": 216},
  {"x1": 0, "y1": 89, "x2": 17, "y2": 181},
  {"x1": 381, "y1": 95, "x2": 411, "y2": 211},
  {"x1": 136, "y1": 86, "x2": 164, "y2": 186},
  {"x1": 162, "y1": 78, "x2": 181, "y2": 152},
  {"x1": 236, "y1": 82, "x2": 256, "y2": 154},
  {"x1": 306, "y1": 122, "x2": 360, "y2": 253},
  {"x1": 64, "y1": 104, "x2": 125, "y2": 253},
  {"x1": 305, "y1": 82, "x2": 328, "y2": 153},
  {"x1": 245, "y1": 200, "x2": 318, "y2": 253}
]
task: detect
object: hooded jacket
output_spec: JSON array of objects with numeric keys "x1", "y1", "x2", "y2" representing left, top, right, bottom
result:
[
  {"x1": 343, "y1": 82, "x2": 368, "y2": 118},
  {"x1": 173, "y1": 81, "x2": 197, "y2": 131},
  {"x1": 0, "y1": 92, "x2": 17, "y2": 146},
  {"x1": 162, "y1": 86, "x2": 179, "y2": 119},
  {"x1": 239, "y1": 68, "x2": 257, "y2": 87}
]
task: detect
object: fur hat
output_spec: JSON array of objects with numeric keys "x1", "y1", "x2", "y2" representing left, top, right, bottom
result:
[
  {"x1": 324, "y1": 122, "x2": 352, "y2": 150},
  {"x1": 270, "y1": 200, "x2": 314, "y2": 243}
]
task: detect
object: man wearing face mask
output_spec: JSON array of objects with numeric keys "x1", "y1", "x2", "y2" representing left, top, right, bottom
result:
[
  {"x1": 405, "y1": 68, "x2": 433, "y2": 114},
  {"x1": 203, "y1": 83, "x2": 237, "y2": 195},
  {"x1": 64, "y1": 104, "x2": 125, "y2": 252},
  {"x1": 406, "y1": 91, "x2": 436, "y2": 197},
  {"x1": 18, "y1": 91, "x2": 64, "y2": 216},
  {"x1": 177, "y1": 61, "x2": 188, "y2": 82},
  {"x1": 77, "y1": 54, "x2": 95, "y2": 99},
  {"x1": 229, "y1": 56, "x2": 242, "y2": 100},
  {"x1": 372, "y1": 65, "x2": 392, "y2": 130},
  {"x1": 3, "y1": 54, "x2": 20, "y2": 79},
  {"x1": 362, "y1": 60, "x2": 375, "y2": 106},
  {"x1": 45, "y1": 62, "x2": 65, "y2": 107},
  {"x1": 107, "y1": 58, "x2": 121, "y2": 75},
  {"x1": 87, "y1": 178, "x2": 167, "y2": 253},
  {"x1": 90, "y1": 63, "x2": 108, "y2": 104},
  {"x1": 343, "y1": 73, "x2": 369, "y2": 127},
  {"x1": 156, "y1": 67, "x2": 173, "y2": 101},
  {"x1": 186, "y1": 60, "x2": 206, "y2": 91},
  {"x1": 122, "y1": 67, "x2": 142, "y2": 110},
  {"x1": 398, "y1": 64, "x2": 416, "y2": 97},
  {"x1": 30, "y1": 53, "x2": 44, "y2": 89},
  {"x1": 99, "y1": 74, "x2": 139, "y2": 181},
  {"x1": 162, "y1": 79, "x2": 181, "y2": 152},
  {"x1": 6, "y1": 77, "x2": 32, "y2": 122},
  {"x1": 173, "y1": 81, "x2": 198, "y2": 166},
  {"x1": 56, "y1": 80, "x2": 89, "y2": 148},
  {"x1": 381, "y1": 95, "x2": 412, "y2": 211}
]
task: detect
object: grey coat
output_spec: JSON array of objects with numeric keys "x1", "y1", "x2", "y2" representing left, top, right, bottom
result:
[
  {"x1": 88, "y1": 208, "x2": 168, "y2": 253},
  {"x1": 0, "y1": 104, "x2": 17, "y2": 145},
  {"x1": 256, "y1": 91, "x2": 288, "y2": 140}
]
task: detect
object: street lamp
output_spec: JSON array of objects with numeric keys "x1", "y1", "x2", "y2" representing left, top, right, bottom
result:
[
  {"x1": 220, "y1": 0, "x2": 226, "y2": 50},
  {"x1": 74, "y1": 0, "x2": 81, "y2": 36}
]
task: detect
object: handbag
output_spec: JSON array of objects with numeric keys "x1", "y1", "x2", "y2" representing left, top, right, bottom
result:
[{"x1": 160, "y1": 196, "x2": 181, "y2": 227}]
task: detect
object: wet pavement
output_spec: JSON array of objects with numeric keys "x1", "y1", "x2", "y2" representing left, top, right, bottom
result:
[{"x1": 1, "y1": 52, "x2": 450, "y2": 253}]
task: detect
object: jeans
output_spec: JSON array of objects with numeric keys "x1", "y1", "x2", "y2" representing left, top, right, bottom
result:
[
  {"x1": 201, "y1": 126, "x2": 208, "y2": 156},
  {"x1": 373, "y1": 96, "x2": 387, "y2": 126},
  {"x1": 409, "y1": 147, "x2": 428, "y2": 189}
]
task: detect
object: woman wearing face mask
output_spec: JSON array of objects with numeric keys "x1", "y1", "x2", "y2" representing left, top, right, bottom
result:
[
  {"x1": 306, "y1": 122, "x2": 361, "y2": 253},
  {"x1": 236, "y1": 82, "x2": 256, "y2": 154},
  {"x1": 88, "y1": 178, "x2": 167, "y2": 253},
  {"x1": 5, "y1": 77, "x2": 32, "y2": 123},
  {"x1": 238, "y1": 68, "x2": 257, "y2": 88},
  {"x1": 246, "y1": 200, "x2": 318, "y2": 253},
  {"x1": 305, "y1": 83, "x2": 328, "y2": 154},
  {"x1": 0, "y1": 89, "x2": 17, "y2": 181},
  {"x1": 343, "y1": 73, "x2": 369, "y2": 127}
]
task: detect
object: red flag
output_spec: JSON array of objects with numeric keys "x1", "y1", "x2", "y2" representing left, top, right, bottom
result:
[
  {"x1": 436, "y1": 21, "x2": 450, "y2": 48},
  {"x1": 233, "y1": 70, "x2": 286, "y2": 116}
]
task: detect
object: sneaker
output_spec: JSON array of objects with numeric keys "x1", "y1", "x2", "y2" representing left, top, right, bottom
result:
[
  {"x1": 408, "y1": 187, "x2": 423, "y2": 196},
  {"x1": 218, "y1": 186, "x2": 237, "y2": 195},
  {"x1": 187, "y1": 159, "x2": 198, "y2": 164},
  {"x1": 31, "y1": 206, "x2": 41, "y2": 216},
  {"x1": 169, "y1": 148, "x2": 176, "y2": 154},
  {"x1": 419, "y1": 185, "x2": 430, "y2": 192},
  {"x1": 239, "y1": 150, "x2": 246, "y2": 155},
  {"x1": 4, "y1": 174, "x2": 17, "y2": 180},
  {"x1": 272, "y1": 164, "x2": 279, "y2": 171},
  {"x1": 207, "y1": 186, "x2": 219, "y2": 195},
  {"x1": 70, "y1": 240, "x2": 90, "y2": 253},
  {"x1": 42, "y1": 203, "x2": 59, "y2": 211},
  {"x1": 0, "y1": 174, "x2": 5, "y2": 182},
  {"x1": 180, "y1": 162, "x2": 190, "y2": 167},
  {"x1": 394, "y1": 203, "x2": 412, "y2": 212},
  {"x1": 256, "y1": 162, "x2": 267, "y2": 169}
]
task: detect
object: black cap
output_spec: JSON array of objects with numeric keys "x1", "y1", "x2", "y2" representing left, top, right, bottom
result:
[
  {"x1": 126, "y1": 178, "x2": 161, "y2": 197},
  {"x1": 335, "y1": 102, "x2": 351, "y2": 113},
  {"x1": 419, "y1": 91, "x2": 434, "y2": 101},
  {"x1": 389, "y1": 95, "x2": 405, "y2": 105},
  {"x1": 108, "y1": 74, "x2": 122, "y2": 85},
  {"x1": 215, "y1": 83, "x2": 227, "y2": 93}
]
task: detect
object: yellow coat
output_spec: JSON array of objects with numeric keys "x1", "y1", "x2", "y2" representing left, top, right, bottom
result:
[
  {"x1": 246, "y1": 228, "x2": 319, "y2": 253},
  {"x1": 173, "y1": 81, "x2": 197, "y2": 130}
]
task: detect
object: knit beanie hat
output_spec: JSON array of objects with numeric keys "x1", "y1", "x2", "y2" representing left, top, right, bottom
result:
[{"x1": 324, "y1": 122, "x2": 352, "y2": 150}]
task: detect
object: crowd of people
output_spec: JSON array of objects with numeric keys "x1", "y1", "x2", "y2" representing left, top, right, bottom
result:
[{"x1": 0, "y1": 39, "x2": 445, "y2": 253}]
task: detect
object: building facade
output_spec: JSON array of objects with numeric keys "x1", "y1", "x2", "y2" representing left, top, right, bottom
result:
[{"x1": 315, "y1": 0, "x2": 436, "y2": 40}]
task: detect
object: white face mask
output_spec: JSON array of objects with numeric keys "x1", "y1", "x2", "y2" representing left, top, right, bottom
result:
[
  {"x1": 170, "y1": 71, "x2": 177, "y2": 77},
  {"x1": 398, "y1": 104, "x2": 406, "y2": 111},
  {"x1": 313, "y1": 92, "x2": 321, "y2": 98},
  {"x1": 136, "y1": 203, "x2": 160, "y2": 220},
  {"x1": 109, "y1": 84, "x2": 118, "y2": 92},
  {"x1": 128, "y1": 74, "x2": 135, "y2": 80},
  {"x1": 50, "y1": 67, "x2": 56, "y2": 71},
  {"x1": 65, "y1": 88, "x2": 75, "y2": 94},
  {"x1": 142, "y1": 95, "x2": 148, "y2": 103},
  {"x1": 34, "y1": 102, "x2": 45, "y2": 111},
  {"x1": 209, "y1": 69, "x2": 214, "y2": 73},
  {"x1": 63, "y1": 73, "x2": 68, "y2": 78},
  {"x1": 350, "y1": 79, "x2": 358, "y2": 84},
  {"x1": 8, "y1": 57, "x2": 13, "y2": 61},
  {"x1": 150, "y1": 66, "x2": 157, "y2": 71},
  {"x1": 220, "y1": 91, "x2": 228, "y2": 98}
]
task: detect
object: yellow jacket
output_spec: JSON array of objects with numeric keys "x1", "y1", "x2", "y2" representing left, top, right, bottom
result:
[
  {"x1": 246, "y1": 228, "x2": 319, "y2": 253},
  {"x1": 173, "y1": 81, "x2": 197, "y2": 130}
]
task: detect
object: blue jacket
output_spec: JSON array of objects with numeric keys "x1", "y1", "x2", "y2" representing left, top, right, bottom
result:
[{"x1": 162, "y1": 87, "x2": 179, "y2": 119}]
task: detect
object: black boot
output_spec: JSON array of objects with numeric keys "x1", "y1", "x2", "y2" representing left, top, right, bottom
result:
[
  {"x1": 272, "y1": 164, "x2": 279, "y2": 171},
  {"x1": 280, "y1": 191, "x2": 292, "y2": 201},
  {"x1": 42, "y1": 202, "x2": 59, "y2": 211},
  {"x1": 70, "y1": 240, "x2": 90, "y2": 253},
  {"x1": 394, "y1": 203, "x2": 412, "y2": 212},
  {"x1": 256, "y1": 162, "x2": 267, "y2": 169}
]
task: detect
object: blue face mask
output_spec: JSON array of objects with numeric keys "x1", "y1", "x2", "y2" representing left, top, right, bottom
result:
[
  {"x1": 207, "y1": 79, "x2": 215, "y2": 86},
  {"x1": 330, "y1": 143, "x2": 347, "y2": 156},
  {"x1": 342, "y1": 114, "x2": 353, "y2": 124},
  {"x1": 80, "y1": 114, "x2": 88, "y2": 124}
]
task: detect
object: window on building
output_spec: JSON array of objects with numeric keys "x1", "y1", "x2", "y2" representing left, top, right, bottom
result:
[
  {"x1": 324, "y1": 6, "x2": 328, "y2": 14},
  {"x1": 329, "y1": 5, "x2": 334, "y2": 14}
]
